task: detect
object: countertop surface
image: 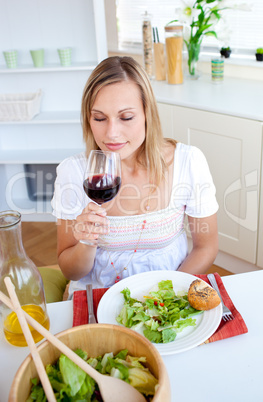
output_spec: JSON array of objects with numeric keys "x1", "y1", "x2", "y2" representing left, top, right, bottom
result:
[{"x1": 152, "y1": 74, "x2": 263, "y2": 121}]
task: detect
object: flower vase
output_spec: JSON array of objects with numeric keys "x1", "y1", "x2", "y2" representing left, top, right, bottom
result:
[{"x1": 186, "y1": 41, "x2": 201, "y2": 79}]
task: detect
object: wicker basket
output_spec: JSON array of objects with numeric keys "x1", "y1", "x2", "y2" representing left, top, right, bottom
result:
[{"x1": 0, "y1": 89, "x2": 42, "y2": 121}]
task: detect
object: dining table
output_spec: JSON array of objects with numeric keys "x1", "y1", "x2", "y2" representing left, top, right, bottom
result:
[{"x1": 0, "y1": 270, "x2": 262, "y2": 402}]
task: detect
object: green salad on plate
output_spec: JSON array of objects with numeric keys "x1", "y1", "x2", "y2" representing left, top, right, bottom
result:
[{"x1": 116, "y1": 280, "x2": 203, "y2": 344}]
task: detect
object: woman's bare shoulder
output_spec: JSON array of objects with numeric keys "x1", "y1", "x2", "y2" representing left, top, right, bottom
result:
[{"x1": 163, "y1": 140, "x2": 176, "y2": 165}]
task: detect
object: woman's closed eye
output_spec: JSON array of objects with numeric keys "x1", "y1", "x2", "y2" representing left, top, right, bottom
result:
[
  {"x1": 93, "y1": 116, "x2": 134, "y2": 122},
  {"x1": 121, "y1": 116, "x2": 134, "y2": 121},
  {"x1": 94, "y1": 117, "x2": 106, "y2": 122}
]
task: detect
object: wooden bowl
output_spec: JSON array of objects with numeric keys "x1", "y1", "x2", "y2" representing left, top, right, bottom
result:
[{"x1": 9, "y1": 324, "x2": 171, "y2": 401}]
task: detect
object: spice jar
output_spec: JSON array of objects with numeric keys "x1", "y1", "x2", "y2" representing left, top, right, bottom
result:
[
  {"x1": 165, "y1": 24, "x2": 184, "y2": 84},
  {"x1": 0, "y1": 210, "x2": 50, "y2": 346},
  {"x1": 142, "y1": 11, "x2": 153, "y2": 78}
]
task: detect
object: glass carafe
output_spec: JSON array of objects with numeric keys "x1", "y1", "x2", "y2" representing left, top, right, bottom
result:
[{"x1": 0, "y1": 210, "x2": 50, "y2": 346}]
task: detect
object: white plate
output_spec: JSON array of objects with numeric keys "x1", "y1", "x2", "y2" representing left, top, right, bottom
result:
[{"x1": 97, "y1": 270, "x2": 222, "y2": 355}]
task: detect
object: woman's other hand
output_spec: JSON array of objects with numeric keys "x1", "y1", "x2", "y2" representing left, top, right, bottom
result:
[{"x1": 178, "y1": 213, "x2": 218, "y2": 275}]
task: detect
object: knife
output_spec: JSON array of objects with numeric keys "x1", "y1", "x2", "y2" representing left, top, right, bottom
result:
[{"x1": 86, "y1": 284, "x2": 97, "y2": 323}]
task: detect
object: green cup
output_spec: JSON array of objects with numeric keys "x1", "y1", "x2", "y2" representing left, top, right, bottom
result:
[
  {"x1": 30, "y1": 49, "x2": 44, "y2": 67},
  {"x1": 3, "y1": 50, "x2": 18, "y2": 68},
  {"x1": 57, "y1": 47, "x2": 72, "y2": 66}
]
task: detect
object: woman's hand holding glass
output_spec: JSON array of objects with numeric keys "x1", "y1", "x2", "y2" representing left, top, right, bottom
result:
[{"x1": 74, "y1": 202, "x2": 110, "y2": 247}]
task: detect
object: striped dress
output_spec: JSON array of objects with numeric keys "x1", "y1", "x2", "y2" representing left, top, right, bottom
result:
[{"x1": 51, "y1": 143, "x2": 218, "y2": 297}]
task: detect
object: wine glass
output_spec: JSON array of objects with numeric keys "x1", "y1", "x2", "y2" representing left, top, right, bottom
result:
[
  {"x1": 82, "y1": 150, "x2": 121, "y2": 245},
  {"x1": 83, "y1": 150, "x2": 121, "y2": 205}
]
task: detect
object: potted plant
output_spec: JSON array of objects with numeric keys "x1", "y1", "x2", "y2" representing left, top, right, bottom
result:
[
  {"x1": 220, "y1": 47, "x2": 231, "y2": 58},
  {"x1": 255, "y1": 48, "x2": 263, "y2": 61}
]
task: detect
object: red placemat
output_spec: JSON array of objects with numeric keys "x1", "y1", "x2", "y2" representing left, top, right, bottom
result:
[
  {"x1": 196, "y1": 273, "x2": 248, "y2": 343},
  {"x1": 72, "y1": 273, "x2": 248, "y2": 343},
  {"x1": 73, "y1": 288, "x2": 108, "y2": 327}
]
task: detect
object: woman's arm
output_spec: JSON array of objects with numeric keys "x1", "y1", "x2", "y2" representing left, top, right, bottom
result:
[
  {"x1": 57, "y1": 203, "x2": 109, "y2": 280},
  {"x1": 178, "y1": 213, "x2": 218, "y2": 275}
]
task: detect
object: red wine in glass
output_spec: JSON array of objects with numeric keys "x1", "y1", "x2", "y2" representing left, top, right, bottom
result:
[
  {"x1": 83, "y1": 150, "x2": 122, "y2": 205},
  {"x1": 83, "y1": 174, "x2": 121, "y2": 205}
]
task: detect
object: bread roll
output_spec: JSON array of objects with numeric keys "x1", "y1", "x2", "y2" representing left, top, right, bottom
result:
[{"x1": 188, "y1": 279, "x2": 221, "y2": 310}]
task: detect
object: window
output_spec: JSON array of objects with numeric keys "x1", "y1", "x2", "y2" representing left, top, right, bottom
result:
[{"x1": 108, "y1": 0, "x2": 263, "y2": 57}]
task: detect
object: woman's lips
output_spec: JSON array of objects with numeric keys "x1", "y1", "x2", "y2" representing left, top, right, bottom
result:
[{"x1": 105, "y1": 142, "x2": 127, "y2": 151}]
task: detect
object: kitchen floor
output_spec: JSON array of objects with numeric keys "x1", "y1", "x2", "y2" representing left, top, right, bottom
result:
[{"x1": 21, "y1": 221, "x2": 233, "y2": 276}]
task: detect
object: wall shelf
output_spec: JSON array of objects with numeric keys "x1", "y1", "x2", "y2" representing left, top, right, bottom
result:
[
  {"x1": 1, "y1": 148, "x2": 84, "y2": 164},
  {"x1": 0, "y1": 111, "x2": 81, "y2": 125},
  {"x1": 0, "y1": 62, "x2": 97, "y2": 74}
]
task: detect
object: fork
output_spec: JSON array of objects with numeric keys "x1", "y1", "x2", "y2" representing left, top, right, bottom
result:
[
  {"x1": 207, "y1": 274, "x2": 233, "y2": 321},
  {"x1": 86, "y1": 284, "x2": 97, "y2": 323}
]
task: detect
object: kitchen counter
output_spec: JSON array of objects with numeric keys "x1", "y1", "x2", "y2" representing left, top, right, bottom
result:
[{"x1": 152, "y1": 74, "x2": 263, "y2": 122}]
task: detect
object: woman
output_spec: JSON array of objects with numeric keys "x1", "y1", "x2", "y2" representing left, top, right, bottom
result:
[{"x1": 51, "y1": 56, "x2": 218, "y2": 298}]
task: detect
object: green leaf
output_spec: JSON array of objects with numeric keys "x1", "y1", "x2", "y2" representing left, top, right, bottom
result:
[
  {"x1": 144, "y1": 298, "x2": 155, "y2": 309},
  {"x1": 169, "y1": 311, "x2": 181, "y2": 324},
  {"x1": 167, "y1": 19, "x2": 180, "y2": 25},
  {"x1": 162, "y1": 328, "x2": 177, "y2": 343},
  {"x1": 87, "y1": 357, "x2": 99, "y2": 368},
  {"x1": 26, "y1": 381, "x2": 47, "y2": 402},
  {"x1": 74, "y1": 348, "x2": 88, "y2": 361},
  {"x1": 115, "y1": 349, "x2": 128, "y2": 360},
  {"x1": 211, "y1": 10, "x2": 221, "y2": 19},
  {"x1": 116, "y1": 305, "x2": 137, "y2": 327},
  {"x1": 126, "y1": 355, "x2": 147, "y2": 369},
  {"x1": 143, "y1": 328, "x2": 162, "y2": 343},
  {"x1": 198, "y1": 9, "x2": 205, "y2": 25},
  {"x1": 149, "y1": 289, "x2": 175, "y2": 300},
  {"x1": 128, "y1": 367, "x2": 158, "y2": 396},
  {"x1": 48, "y1": 378, "x2": 68, "y2": 394},
  {"x1": 107, "y1": 357, "x2": 130, "y2": 381},
  {"x1": 77, "y1": 374, "x2": 96, "y2": 400},
  {"x1": 204, "y1": 30, "x2": 218, "y2": 38},
  {"x1": 132, "y1": 310, "x2": 151, "y2": 323},
  {"x1": 59, "y1": 354, "x2": 86, "y2": 397},
  {"x1": 31, "y1": 378, "x2": 39, "y2": 386},
  {"x1": 158, "y1": 280, "x2": 173, "y2": 290},
  {"x1": 100, "y1": 352, "x2": 114, "y2": 374},
  {"x1": 198, "y1": 23, "x2": 213, "y2": 34},
  {"x1": 174, "y1": 318, "x2": 196, "y2": 333},
  {"x1": 144, "y1": 318, "x2": 160, "y2": 331},
  {"x1": 121, "y1": 288, "x2": 131, "y2": 302}
]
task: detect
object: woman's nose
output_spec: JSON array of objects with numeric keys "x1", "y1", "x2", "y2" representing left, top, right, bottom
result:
[{"x1": 106, "y1": 119, "x2": 119, "y2": 139}]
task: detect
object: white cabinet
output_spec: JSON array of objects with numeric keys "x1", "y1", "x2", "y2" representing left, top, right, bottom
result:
[
  {"x1": 0, "y1": 0, "x2": 107, "y2": 221},
  {"x1": 158, "y1": 103, "x2": 263, "y2": 266}
]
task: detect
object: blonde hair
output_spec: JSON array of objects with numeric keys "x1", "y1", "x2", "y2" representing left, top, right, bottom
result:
[{"x1": 81, "y1": 56, "x2": 176, "y2": 186}]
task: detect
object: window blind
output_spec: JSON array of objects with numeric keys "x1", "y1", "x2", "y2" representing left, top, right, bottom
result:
[{"x1": 116, "y1": 0, "x2": 263, "y2": 55}]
